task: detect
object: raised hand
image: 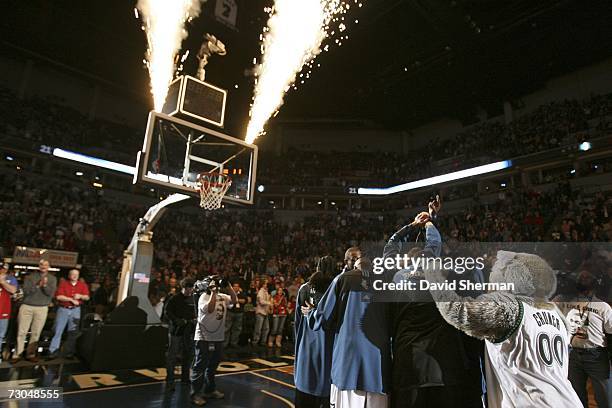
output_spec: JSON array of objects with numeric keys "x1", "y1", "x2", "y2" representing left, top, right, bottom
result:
[
  {"x1": 208, "y1": 280, "x2": 217, "y2": 292},
  {"x1": 413, "y1": 212, "x2": 430, "y2": 227},
  {"x1": 429, "y1": 194, "x2": 442, "y2": 217}
]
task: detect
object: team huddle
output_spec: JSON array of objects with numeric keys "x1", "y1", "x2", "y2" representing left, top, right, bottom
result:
[{"x1": 293, "y1": 199, "x2": 611, "y2": 408}]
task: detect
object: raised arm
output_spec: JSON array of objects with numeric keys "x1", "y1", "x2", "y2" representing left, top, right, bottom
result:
[
  {"x1": 423, "y1": 266, "x2": 522, "y2": 342},
  {"x1": 227, "y1": 284, "x2": 237, "y2": 305},
  {"x1": 199, "y1": 291, "x2": 216, "y2": 314},
  {"x1": 423, "y1": 221, "x2": 442, "y2": 257},
  {"x1": 424, "y1": 194, "x2": 442, "y2": 257},
  {"x1": 382, "y1": 223, "x2": 419, "y2": 259},
  {"x1": 382, "y1": 212, "x2": 430, "y2": 281}
]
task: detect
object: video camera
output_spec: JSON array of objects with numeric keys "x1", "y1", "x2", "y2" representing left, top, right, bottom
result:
[
  {"x1": 192, "y1": 275, "x2": 230, "y2": 317},
  {"x1": 193, "y1": 275, "x2": 230, "y2": 295}
]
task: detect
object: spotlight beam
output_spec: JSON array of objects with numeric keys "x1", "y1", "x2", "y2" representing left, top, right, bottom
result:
[
  {"x1": 52, "y1": 148, "x2": 136, "y2": 175},
  {"x1": 358, "y1": 160, "x2": 513, "y2": 195}
]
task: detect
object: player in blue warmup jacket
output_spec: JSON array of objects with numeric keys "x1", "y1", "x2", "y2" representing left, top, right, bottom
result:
[
  {"x1": 294, "y1": 255, "x2": 337, "y2": 408},
  {"x1": 305, "y1": 248, "x2": 391, "y2": 408}
]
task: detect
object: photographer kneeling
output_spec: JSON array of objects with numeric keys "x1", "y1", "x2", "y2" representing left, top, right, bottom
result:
[{"x1": 191, "y1": 276, "x2": 237, "y2": 406}]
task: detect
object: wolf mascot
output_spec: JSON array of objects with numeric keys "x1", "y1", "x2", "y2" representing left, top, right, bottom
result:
[{"x1": 424, "y1": 250, "x2": 582, "y2": 408}]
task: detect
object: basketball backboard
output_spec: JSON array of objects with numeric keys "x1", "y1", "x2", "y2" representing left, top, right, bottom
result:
[{"x1": 134, "y1": 111, "x2": 258, "y2": 206}]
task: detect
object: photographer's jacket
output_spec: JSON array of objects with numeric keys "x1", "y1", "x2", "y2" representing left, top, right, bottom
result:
[{"x1": 164, "y1": 292, "x2": 195, "y2": 336}]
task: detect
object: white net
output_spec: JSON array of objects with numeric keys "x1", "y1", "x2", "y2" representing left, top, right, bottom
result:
[{"x1": 198, "y1": 173, "x2": 232, "y2": 210}]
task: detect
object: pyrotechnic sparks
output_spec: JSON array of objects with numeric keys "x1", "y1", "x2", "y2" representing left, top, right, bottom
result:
[
  {"x1": 136, "y1": 0, "x2": 203, "y2": 110},
  {"x1": 245, "y1": 0, "x2": 353, "y2": 144}
]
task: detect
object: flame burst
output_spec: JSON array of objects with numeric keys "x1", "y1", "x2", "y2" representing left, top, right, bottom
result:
[
  {"x1": 137, "y1": 0, "x2": 203, "y2": 110},
  {"x1": 245, "y1": 0, "x2": 351, "y2": 144}
]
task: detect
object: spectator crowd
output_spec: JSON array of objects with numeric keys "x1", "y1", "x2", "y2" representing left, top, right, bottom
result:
[
  {"x1": 0, "y1": 164, "x2": 610, "y2": 361},
  {"x1": 0, "y1": 86, "x2": 610, "y2": 364},
  {"x1": 1, "y1": 86, "x2": 611, "y2": 189},
  {"x1": 258, "y1": 94, "x2": 612, "y2": 188}
]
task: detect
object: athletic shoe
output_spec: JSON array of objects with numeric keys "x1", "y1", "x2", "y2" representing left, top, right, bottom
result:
[
  {"x1": 191, "y1": 395, "x2": 207, "y2": 406},
  {"x1": 204, "y1": 390, "x2": 224, "y2": 399}
]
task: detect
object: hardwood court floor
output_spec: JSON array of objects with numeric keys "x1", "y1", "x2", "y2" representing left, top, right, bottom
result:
[{"x1": 0, "y1": 347, "x2": 296, "y2": 407}]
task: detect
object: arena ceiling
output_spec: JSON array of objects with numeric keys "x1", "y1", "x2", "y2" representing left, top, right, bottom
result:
[{"x1": 2, "y1": 0, "x2": 612, "y2": 136}]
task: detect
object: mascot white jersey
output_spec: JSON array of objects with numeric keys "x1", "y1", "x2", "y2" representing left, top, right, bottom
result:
[
  {"x1": 425, "y1": 250, "x2": 582, "y2": 408},
  {"x1": 485, "y1": 301, "x2": 579, "y2": 407}
]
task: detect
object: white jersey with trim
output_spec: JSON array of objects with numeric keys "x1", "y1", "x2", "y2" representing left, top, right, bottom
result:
[{"x1": 484, "y1": 301, "x2": 582, "y2": 408}]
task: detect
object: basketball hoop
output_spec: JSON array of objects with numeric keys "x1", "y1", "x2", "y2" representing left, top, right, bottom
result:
[{"x1": 197, "y1": 172, "x2": 232, "y2": 210}]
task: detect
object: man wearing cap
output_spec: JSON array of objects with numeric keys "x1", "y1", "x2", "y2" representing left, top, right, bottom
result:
[
  {"x1": 13, "y1": 259, "x2": 57, "y2": 363},
  {"x1": 48, "y1": 269, "x2": 89, "y2": 359},
  {"x1": 0, "y1": 262, "x2": 18, "y2": 360}
]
